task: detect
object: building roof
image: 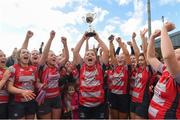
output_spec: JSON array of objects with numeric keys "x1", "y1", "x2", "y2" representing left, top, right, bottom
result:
[{"x1": 155, "y1": 31, "x2": 180, "y2": 48}]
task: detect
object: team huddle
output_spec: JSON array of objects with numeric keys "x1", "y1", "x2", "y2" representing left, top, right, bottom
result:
[{"x1": 0, "y1": 21, "x2": 179, "y2": 119}]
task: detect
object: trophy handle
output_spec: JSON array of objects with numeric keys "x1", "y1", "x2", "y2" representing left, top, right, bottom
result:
[
  {"x1": 82, "y1": 16, "x2": 86, "y2": 23},
  {"x1": 93, "y1": 13, "x2": 97, "y2": 19}
]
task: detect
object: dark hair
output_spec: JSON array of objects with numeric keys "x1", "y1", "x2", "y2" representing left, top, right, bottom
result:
[{"x1": 139, "y1": 53, "x2": 145, "y2": 58}]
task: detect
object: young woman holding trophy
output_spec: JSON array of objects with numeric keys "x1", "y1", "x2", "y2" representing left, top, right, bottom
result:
[{"x1": 73, "y1": 31, "x2": 109, "y2": 119}]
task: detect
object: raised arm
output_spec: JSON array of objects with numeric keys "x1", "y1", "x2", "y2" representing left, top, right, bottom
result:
[
  {"x1": 116, "y1": 37, "x2": 131, "y2": 64},
  {"x1": 109, "y1": 35, "x2": 117, "y2": 65},
  {"x1": 85, "y1": 38, "x2": 90, "y2": 52},
  {"x1": 147, "y1": 30, "x2": 162, "y2": 70},
  {"x1": 39, "y1": 30, "x2": 55, "y2": 65},
  {"x1": 161, "y1": 22, "x2": 179, "y2": 76},
  {"x1": 127, "y1": 41, "x2": 135, "y2": 55},
  {"x1": 58, "y1": 37, "x2": 69, "y2": 65},
  {"x1": 140, "y1": 28, "x2": 148, "y2": 58},
  {"x1": 21, "y1": 31, "x2": 33, "y2": 49},
  {"x1": 73, "y1": 32, "x2": 89, "y2": 65},
  {"x1": 131, "y1": 32, "x2": 140, "y2": 62},
  {"x1": 94, "y1": 33, "x2": 109, "y2": 65}
]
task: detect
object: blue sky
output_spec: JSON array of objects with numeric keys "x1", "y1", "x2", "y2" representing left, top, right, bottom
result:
[{"x1": 0, "y1": 0, "x2": 180, "y2": 58}]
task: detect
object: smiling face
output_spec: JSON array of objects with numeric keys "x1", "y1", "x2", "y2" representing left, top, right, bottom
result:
[
  {"x1": 0, "y1": 50, "x2": 6, "y2": 68},
  {"x1": 30, "y1": 50, "x2": 40, "y2": 65},
  {"x1": 47, "y1": 51, "x2": 57, "y2": 66},
  {"x1": 116, "y1": 53, "x2": 125, "y2": 66},
  {"x1": 84, "y1": 50, "x2": 96, "y2": 67},
  {"x1": 130, "y1": 54, "x2": 137, "y2": 68},
  {"x1": 138, "y1": 54, "x2": 146, "y2": 67}
]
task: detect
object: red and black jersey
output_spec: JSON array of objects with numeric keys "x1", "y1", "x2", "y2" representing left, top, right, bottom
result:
[
  {"x1": 0, "y1": 68, "x2": 9, "y2": 103},
  {"x1": 131, "y1": 66, "x2": 151, "y2": 103},
  {"x1": 107, "y1": 65, "x2": 129, "y2": 95},
  {"x1": 39, "y1": 64, "x2": 60, "y2": 98},
  {"x1": 9, "y1": 64, "x2": 37, "y2": 102},
  {"x1": 79, "y1": 63, "x2": 105, "y2": 107},
  {"x1": 149, "y1": 65, "x2": 180, "y2": 119}
]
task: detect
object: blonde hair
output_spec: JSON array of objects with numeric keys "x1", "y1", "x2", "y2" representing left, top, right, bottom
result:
[{"x1": 16, "y1": 48, "x2": 30, "y2": 65}]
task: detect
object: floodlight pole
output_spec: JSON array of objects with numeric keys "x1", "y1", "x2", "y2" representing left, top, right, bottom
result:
[{"x1": 147, "y1": 0, "x2": 152, "y2": 38}]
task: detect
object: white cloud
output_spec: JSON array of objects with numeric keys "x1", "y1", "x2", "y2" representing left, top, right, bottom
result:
[
  {"x1": 150, "y1": 20, "x2": 163, "y2": 33},
  {"x1": 0, "y1": 0, "x2": 88, "y2": 29},
  {"x1": 115, "y1": 0, "x2": 132, "y2": 6},
  {"x1": 0, "y1": 0, "x2": 110, "y2": 58},
  {"x1": 159, "y1": 0, "x2": 180, "y2": 5},
  {"x1": 93, "y1": 7, "x2": 109, "y2": 22},
  {"x1": 120, "y1": 0, "x2": 145, "y2": 36}
]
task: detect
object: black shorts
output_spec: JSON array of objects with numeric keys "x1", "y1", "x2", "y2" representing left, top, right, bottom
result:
[
  {"x1": 0, "y1": 103, "x2": 8, "y2": 119},
  {"x1": 130, "y1": 101, "x2": 149, "y2": 118},
  {"x1": 109, "y1": 93, "x2": 130, "y2": 113},
  {"x1": 37, "y1": 95, "x2": 62, "y2": 115},
  {"x1": 79, "y1": 103, "x2": 105, "y2": 119},
  {"x1": 8, "y1": 100, "x2": 37, "y2": 119}
]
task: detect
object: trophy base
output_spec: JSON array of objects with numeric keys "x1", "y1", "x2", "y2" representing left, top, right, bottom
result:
[{"x1": 86, "y1": 32, "x2": 96, "y2": 37}]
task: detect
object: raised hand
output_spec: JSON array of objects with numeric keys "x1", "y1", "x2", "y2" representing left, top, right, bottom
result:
[
  {"x1": 108, "y1": 34, "x2": 115, "y2": 43},
  {"x1": 132, "y1": 32, "x2": 136, "y2": 39},
  {"x1": 140, "y1": 28, "x2": 148, "y2": 38},
  {"x1": 61, "y1": 36, "x2": 67, "y2": 45},
  {"x1": 82, "y1": 32, "x2": 90, "y2": 40},
  {"x1": 26, "y1": 30, "x2": 33, "y2": 39},
  {"x1": 127, "y1": 41, "x2": 132, "y2": 46},
  {"x1": 50, "y1": 30, "x2": 56, "y2": 40},
  {"x1": 116, "y1": 37, "x2": 122, "y2": 43},
  {"x1": 21, "y1": 90, "x2": 36, "y2": 101},
  {"x1": 150, "y1": 22, "x2": 175, "y2": 39},
  {"x1": 151, "y1": 29, "x2": 161, "y2": 39},
  {"x1": 93, "y1": 31, "x2": 100, "y2": 40},
  {"x1": 164, "y1": 22, "x2": 175, "y2": 31}
]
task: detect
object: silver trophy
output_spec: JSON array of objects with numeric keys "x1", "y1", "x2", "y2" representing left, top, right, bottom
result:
[{"x1": 82, "y1": 12, "x2": 96, "y2": 37}]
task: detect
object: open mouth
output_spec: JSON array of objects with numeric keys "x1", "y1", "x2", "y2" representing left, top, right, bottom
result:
[
  {"x1": 33, "y1": 57, "x2": 38, "y2": 60},
  {"x1": 52, "y1": 59, "x2": 56, "y2": 62},
  {"x1": 24, "y1": 57, "x2": 28, "y2": 60},
  {"x1": 118, "y1": 60, "x2": 123, "y2": 63},
  {"x1": 88, "y1": 58, "x2": 93, "y2": 62},
  {"x1": 1, "y1": 60, "x2": 5, "y2": 64}
]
